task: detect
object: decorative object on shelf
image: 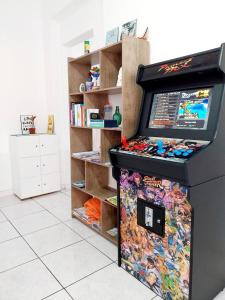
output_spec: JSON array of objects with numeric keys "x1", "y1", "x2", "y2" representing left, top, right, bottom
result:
[
  {"x1": 90, "y1": 65, "x2": 100, "y2": 89},
  {"x1": 84, "y1": 40, "x2": 90, "y2": 54},
  {"x1": 79, "y1": 83, "x2": 86, "y2": 92},
  {"x1": 47, "y1": 115, "x2": 54, "y2": 134},
  {"x1": 20, "y1": 115, "x2": 35, "y2": 135},
  {"x1": 104, "y1": 104, "x2": 113, "y2": 120},
  {"x1": 120, "y1": 19, "x2": 137, "y2": 40},
  {"x1": 87, "y1": 108, "x2": 99, "y2": 126},
  {"x1": 90, "y1": 112, "x2": 100, "y2": 120},
  {"x1": 107, "y1": 227, "x2": 118, "y2": 237},
  {"x1": 116, "y1": 67, "x2": 122, "y2": 86},
  {"x1": 106, "y1": 195, "x2": 117, "y2": 206},
  {"x1": 105, "y1": 27, "x2": 119, "y2": 45},
  {"x1": 113, "y1": 106, "x2": 122, "y2": 126},
  {"x1": 138, "y1": 27, "x2": 149, "y2": 40},
  {"x1": 104, "y1": 120, "x2": 118, "y2": 128},
  {"x1": 85, "y1": 73, "x2": 94, "y2": 91},
  {"x1": 29, "y1": 115, "x2": 36, "y2": 134}
]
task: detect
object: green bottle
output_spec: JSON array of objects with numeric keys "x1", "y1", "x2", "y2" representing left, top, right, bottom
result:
[{"x1": 113, "y1": 106, "x2": 122, "y2": 126}]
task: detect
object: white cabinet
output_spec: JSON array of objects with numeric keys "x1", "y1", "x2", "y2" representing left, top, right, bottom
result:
[{"x1": 10, "y1": 134, "x2": 60, "y2": 199}]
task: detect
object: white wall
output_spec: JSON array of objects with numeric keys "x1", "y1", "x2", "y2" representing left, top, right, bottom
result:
[{"x1": 0, "y1": 0, "x2": 48, "y2": 191}]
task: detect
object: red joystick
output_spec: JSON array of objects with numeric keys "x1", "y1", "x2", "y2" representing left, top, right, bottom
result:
[{"x1": 122, "y1": 136, "x2": 128, "y2": 148}]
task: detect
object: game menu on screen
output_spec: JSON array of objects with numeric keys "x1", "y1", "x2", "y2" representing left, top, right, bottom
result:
[{"x1": 149, "y1": 88, "x2": 211, "y2": 130}]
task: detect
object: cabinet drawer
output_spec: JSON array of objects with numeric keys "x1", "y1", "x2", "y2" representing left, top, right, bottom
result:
[
  {"x1": 17, "y1": 136, "x2": 40, "y2": 157},
  {"x1": 42, "y1": 173, "x2": 60, "y2": 194},
  {"x1": 19, "y1": 157, "x2": 41, "y2": 179},
  {"x1": 20, "y1": 177, "x2": 42, "y2": 199},
  {"x1": 41, "y1": 155, "x2": 59, "y2": 175},
  {"x1": 40, "y1": 135, "x2": 58, "y2": 155}
]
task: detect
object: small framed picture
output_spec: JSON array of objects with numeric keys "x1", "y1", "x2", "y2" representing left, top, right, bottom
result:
[
  {"x1": 120, "y1": 19, "x2": 137, "y2": 40},
  {"x1": 105, "y1": 27, "x2": 119, "y2": 45},
  {"x1": 20, "y1": 115, "x2": 33, "y2": 135}
]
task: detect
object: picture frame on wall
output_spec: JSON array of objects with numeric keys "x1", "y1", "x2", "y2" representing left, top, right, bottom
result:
[
  {"x1": 120, "y1": 19, "x2": 137, "y2": 40},
  {"x1": 105, "y1": 27, "x2": 119, "y2": 45},
  {"x1": 20, "y1": 115, "x2": 33, "y2": 134}
]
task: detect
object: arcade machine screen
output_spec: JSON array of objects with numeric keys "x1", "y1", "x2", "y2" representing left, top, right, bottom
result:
[
  {"x1": 149, "y1": 88, "x2": 212, "y2": 130},
  {"x1": 114, "y1": 88, "x2": 211, "y2": 161}
]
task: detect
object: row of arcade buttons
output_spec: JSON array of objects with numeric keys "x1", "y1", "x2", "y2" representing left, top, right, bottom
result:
[{"x1": 156, "y1": 140, "x2": 194, "y2": 158}]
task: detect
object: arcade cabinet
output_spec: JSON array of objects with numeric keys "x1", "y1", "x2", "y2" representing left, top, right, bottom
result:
[{"x1": 110, "y1": 44, "x2": 225, "y2": 300}]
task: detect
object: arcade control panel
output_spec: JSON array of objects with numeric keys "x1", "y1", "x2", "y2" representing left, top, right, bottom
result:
[{"x1": 111, "y1": 136, "x2": 210, "y2": 162}]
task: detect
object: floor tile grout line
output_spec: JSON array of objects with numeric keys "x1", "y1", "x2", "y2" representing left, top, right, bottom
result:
[
  {"x1": 1, "y1": 196, "x2": 116, "y2": 265},
  {"x1": 0, "y1": 215, "x2": 62, "y2": 239},
  {"x1": 0, "y1": 193, "x2": 118, "y2": 298},
  {"x1": 40, "y1": 239, "x2": 84, "y2": 258},
  {"x1": 61, "y1": 219, "x2": 117, "y2": 263},
  {"x1": 40, "y1": 288, "x2": 64, "y2": 300},
  {"x1": 0, "y1": 234, "x2": 21, "y2": 246},
  {"x1": 41, "y1": 288, "x2": 74, "y2": 300},
  {"x1": 0, "y1": 258, "x2": 38, "y2": 274},
  {"x1": 1, "y1": 207, "x2": 45, "y2": 222},
  {"x1": 0, "y1": 202, "x2": 103, "y2": 300},
  {"x1": 65, "y1": 261, "x2": 115, "y2": 290},
  {"x1": 0, "y1": 208, "x2": 68, "y2": 294}
]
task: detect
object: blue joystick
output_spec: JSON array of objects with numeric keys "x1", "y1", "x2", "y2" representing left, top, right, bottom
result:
[
  {"x1": 156, "y1": 140, "x2": 165, "y2": 155},
  {"x1": 157, "y1": 140, "x2": 164, "y2": 149}
]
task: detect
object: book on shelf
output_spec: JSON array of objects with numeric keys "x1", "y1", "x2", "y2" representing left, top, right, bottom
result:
[
  {"x1": 72, "y1": 151, "x2": 99, "y2": 159},
  {"x1": 90, "y1": 119, "x2": 104, "y2": 128},
  {"x1": 72, "y1": 151, "x2": 111, "y2": 166}
]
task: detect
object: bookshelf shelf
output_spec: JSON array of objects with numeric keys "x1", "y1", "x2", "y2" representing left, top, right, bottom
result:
[
  {"x1": 68, "y1": 37, "x2": 149, "y2": 246},
  {"x1": 71, "y1": 155, "x2": 111, "y2": 168},
  {"x1": 69, "y1": 86, "x2": 122, "y2": 96},
  {"x1": 70, "y1": 125, "x2": 121, "y2": 131}
]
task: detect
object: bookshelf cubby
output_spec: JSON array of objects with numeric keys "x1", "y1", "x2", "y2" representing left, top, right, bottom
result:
[{"x1": 68, "y1": 37, "x2": 149, "y2": 244}]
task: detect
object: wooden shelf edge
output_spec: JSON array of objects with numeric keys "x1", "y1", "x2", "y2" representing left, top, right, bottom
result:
[
  {"x1": 71, "y1": 185, "x2": 117, "y2": 208},
  {"x1": 69, "y1": 86, "x2": 122, "y2": 96},
  {"x1": 68, "y1": 40, "x2": 122, "y2": 64},
  {"x1": 70, "y1": 125, "x2": 121, "y2": 131},
  {"x1": 71, "y1": 155, "x2": 111, "y2": 168}
]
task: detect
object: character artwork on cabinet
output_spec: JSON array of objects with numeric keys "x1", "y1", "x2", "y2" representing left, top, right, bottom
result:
[{"x1": 120, "y1": 169, "x2": 192, "y2": 300}]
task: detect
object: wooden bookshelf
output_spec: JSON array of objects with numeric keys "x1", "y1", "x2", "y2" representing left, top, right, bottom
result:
[{"x1": 68, "y1": 37, "x2": 149, "y2": 245}]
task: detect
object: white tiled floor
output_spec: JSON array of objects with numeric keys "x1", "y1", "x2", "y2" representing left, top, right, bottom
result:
[{"x1": 0, "y1": 192, "x2": 159, "y2": 300}]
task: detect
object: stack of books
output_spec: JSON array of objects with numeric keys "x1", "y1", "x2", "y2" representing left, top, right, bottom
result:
[{"x1": 70, "y1": 103, "x2": 99, "y2": 127}]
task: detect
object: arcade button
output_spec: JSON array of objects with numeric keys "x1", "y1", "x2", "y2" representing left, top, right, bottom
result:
[
  {"x1": 157, "y1": 149, "x2": 166, "y2": 155},
  {"x1": 167, "y1": 151, "x2": 175, "y2": 157},
  {"x1": 174, "y1": 150, "x2": 182, "y2": 156},
  {"x1": 182, "y1": 152, "x2": 191, "y2": 157},
  {"x1": 187, "y1": 149, "x2": 193, "y2": 154}
]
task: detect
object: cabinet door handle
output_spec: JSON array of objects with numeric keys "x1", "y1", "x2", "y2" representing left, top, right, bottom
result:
[
  {"x1": 37, "y1": 184, "x2": 40, "y2": 187},
  {"x1": 43, "y1": 183, "x2": 46, "y2": 186},
  {"x1": 42, "y1": 164, "x2": 45, "y2": 167},
  {"x1": 41, "y1": 144, "x2": 44, "y2": 147},
  {"x1": 36, "y1": 165, "x2": 39, "y2": 167},
  {"x1": 35, "y1": 145, "x2": 38, "y2": 148}
]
